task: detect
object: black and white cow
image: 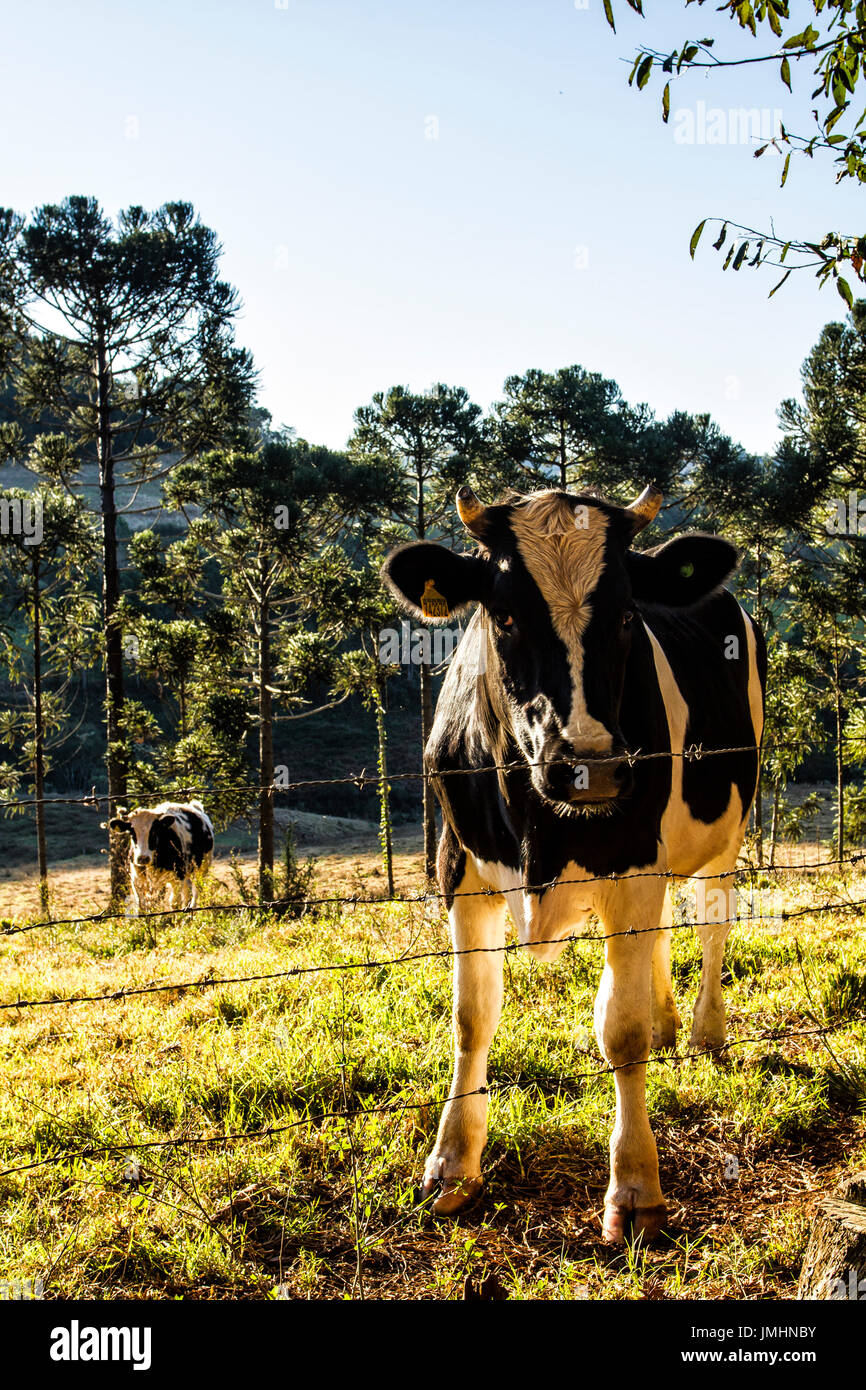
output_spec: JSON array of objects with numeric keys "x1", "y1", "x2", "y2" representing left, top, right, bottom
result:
[
  {"x1": 108, "y1": 800, "x2": 215, "y2": 913},
  {"x1": 383, "y1": 484, "x2": 766, "y2": 1242}
]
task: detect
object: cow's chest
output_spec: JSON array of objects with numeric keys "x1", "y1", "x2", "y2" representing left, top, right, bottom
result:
[
  {"x1": 472, "y1": 853, "x2": 604, "y2": 962},
  {"x1": 131, "y1": 865, "x2": 178, "y2": 904}
]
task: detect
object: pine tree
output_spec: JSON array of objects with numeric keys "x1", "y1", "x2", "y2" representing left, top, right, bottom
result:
[
  {"x1": 0, "y1": 198, "x2": 255, "y2": 900},
  {"x1": 0, "y1": 485, "x2": 97, "y2": 912}
]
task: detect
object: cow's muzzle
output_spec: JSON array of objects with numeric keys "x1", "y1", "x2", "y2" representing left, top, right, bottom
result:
[{"x1": 536, "y1": 741, "x2": 633, "y2": 806}]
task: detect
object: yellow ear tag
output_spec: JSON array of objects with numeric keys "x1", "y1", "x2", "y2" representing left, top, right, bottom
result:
[{"x1": 420, "y1": 578, "x2": 449, "y2": 619}]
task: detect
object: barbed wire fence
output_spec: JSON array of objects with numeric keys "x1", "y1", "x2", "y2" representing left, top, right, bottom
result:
[
  {"x1": 1, "y1": 734, "x2": 864, "y2": 812},
  {"x1": 1, "y1": 739, "x2": 865, "y2": 1292}
]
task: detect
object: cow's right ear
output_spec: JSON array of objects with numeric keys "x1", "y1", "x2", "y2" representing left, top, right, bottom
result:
[
  {"x1": 381, "y1": 543, "x2": 486, "y2": 623},
  {"x1": 107, "y1": 817, "x2": 132, "y2": 833}
]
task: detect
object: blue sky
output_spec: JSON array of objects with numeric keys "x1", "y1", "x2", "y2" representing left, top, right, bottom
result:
[{"x1": 3, "y1": 0, "x2": 862, "y2": 457}]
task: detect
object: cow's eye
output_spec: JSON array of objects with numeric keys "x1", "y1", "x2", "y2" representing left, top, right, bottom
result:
[
  {"x1": 622, "y1": 609, "x2": 634, "y2": 626},
  {"x1": 492, "y1": 609, "x2": 513, "y2": 631}
]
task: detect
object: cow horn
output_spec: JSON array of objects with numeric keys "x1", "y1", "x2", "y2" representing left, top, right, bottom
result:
[
  {"x1": 626, "y1": 484, "x2": 663, "y2": 535},
  {"x1": 456, "y1": 486, "x2": 488, "y2": 536}
]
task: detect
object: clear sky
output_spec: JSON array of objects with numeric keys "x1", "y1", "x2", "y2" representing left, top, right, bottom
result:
[{"x1": 2, "y1": 0, "x2": 862, "y2": 457}]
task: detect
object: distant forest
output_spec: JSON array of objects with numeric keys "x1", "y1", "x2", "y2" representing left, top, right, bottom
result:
[{"x1": 1, "y1": 199, "x2": 864, "y2": 909}]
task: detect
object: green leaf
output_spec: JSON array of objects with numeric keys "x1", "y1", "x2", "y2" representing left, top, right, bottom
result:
[
  {"x1": 837, "y1": 275, "x2": 854, "y2": 308},
  {"x1": 768, "y1": 268, "x2": 792, "y2": 298},
  {"x1": 603, "y1": 0, "x2": 616, "y2": 32},
  {"x1": 712, "y1": 223, "x2": 728, "y2": 251},
  {"x1": 689, "y1": 220, "x2": 707, "y2": 259},
  {"x1": 662, "y1": 82, "x2": 671, "y2": 123},
  {"x1": 780, "y1": 57, "x2": 792, "y2": 92},
  {"x1": 722, "y1": 243, "x2": 736, "y2": 271},
  {"x1": 781, "y1": 151, "x2": 791, "y2": 187},
  {"x1": 636, "y1": 55, "x2": 653, "y2": 90},
  {"x1": 782, "y1": 30, "x2": 808, "y2": 50},
  {"x1": 733, "y1": 242, "x2": 749, "y2": 271}
]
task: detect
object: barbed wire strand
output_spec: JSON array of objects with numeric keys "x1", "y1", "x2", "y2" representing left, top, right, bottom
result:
[
  {"x1": 2, "y1": 850, "x2": 865, "y2": 939},
  {"x1": 3, "y1": 1008, "x2": 864, "y2": 1182},
  {"x1": 2, "y1": 895, "x2": 865, "y2": 1013},
  {"x1": 3, "y1": 734, "x2": 863, "y2": 811}
]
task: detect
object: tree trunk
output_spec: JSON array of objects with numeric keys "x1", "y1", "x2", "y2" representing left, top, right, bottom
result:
[
  {"x1": 833, "y1": 616, "x2": 844, "y2": 860},
  {"x1": 96, "y1": 326, "x2": 128, "y2": 904},
  {"x1": 374, "y1": 670, "x2": 394, "y2": 897},
  {"x1": 769, "y1": 780, "x2": 780, "y2": 868},
  {"x1": 559, "y1": 417, "x2": 567, "y2": 490},
  {"x1": 31, "y1": 555, "x2": 49, "y2": 918},
  {"x1": 258, "y1": 576, "x2": 274, "y2": 903},
  {"x1": 798, "y1": 1176, "x2": 866, "y2": 1299}
]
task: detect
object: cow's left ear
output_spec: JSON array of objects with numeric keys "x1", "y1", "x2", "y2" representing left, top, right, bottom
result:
[
  {"x1": 382, "y1": 542, "x2": 486, "y2": 623},
  {"x1": 626, "y1": 534, "x2": 739, "y2": 607}
]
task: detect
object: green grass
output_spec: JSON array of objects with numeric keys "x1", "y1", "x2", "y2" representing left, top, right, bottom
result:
[{"x1": 1, "y1": 864, "x2": 865, "y2": 1300}]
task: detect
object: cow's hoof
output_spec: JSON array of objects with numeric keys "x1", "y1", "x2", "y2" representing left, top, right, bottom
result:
[
  {"x1": 422, "y1": 1175, "x2": 483, "y2": 1217},
  {"x1": 689, "y1": 1031, "x2": 727, "y2": 1057},
  {"x1": 602, "y1": 1202, "x2": 667, "y2": 1244}
]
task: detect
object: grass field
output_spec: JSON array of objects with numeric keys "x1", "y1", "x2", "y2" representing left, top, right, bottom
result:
[{"x1": 1, "y1": 843, "x2": 865, "y2": 1301}]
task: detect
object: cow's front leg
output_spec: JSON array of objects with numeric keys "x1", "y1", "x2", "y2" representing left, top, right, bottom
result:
[
  {"x1": 691, "y1": 862, "x2": 737, "y2": 1052},
  {"x1": 650, "y1": 889, "x2": 681, "y2": 1051},
  {"x1": 423, "y1": 858, "x2": 507, "y2": 1217},
  {"x1": 596, "y1": 884, "x2": 666, "y2": 1243}
]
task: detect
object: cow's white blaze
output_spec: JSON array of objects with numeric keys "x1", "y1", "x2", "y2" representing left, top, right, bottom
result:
[{"x1": 511, "y1": 493, "x2": 612, "y2": 752}]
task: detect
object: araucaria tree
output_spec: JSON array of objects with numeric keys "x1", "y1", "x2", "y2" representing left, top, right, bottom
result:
[
  {"x1": 350, "y1": 384, "x2": 484, "y2": 879},
  {"x1": 489, "y1": 366, "x2": 634, "y2": 491},
  {"x1": 0, "y1": 198, "x2": 255, "y2": 899},
  {"x1": 0, "y1": 486, "x2": 97, "y2": 913},
  {"x1": 167, "y1": 432, "x2": 394, "y2": 902}
]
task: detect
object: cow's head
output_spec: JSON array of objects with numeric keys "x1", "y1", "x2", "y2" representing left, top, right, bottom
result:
[
  {"x1": 108, "y1": 808, "x2": 177, "y2": 867},
  {"x1": 382, "y1": 485, "x2": 738, "y2": 812}
]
